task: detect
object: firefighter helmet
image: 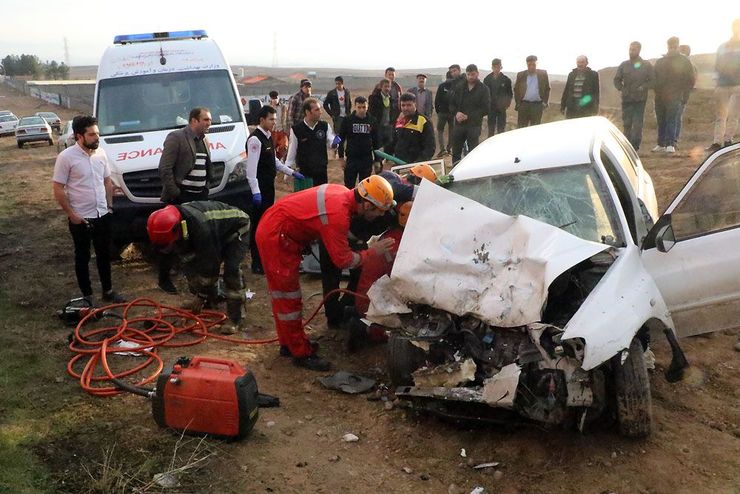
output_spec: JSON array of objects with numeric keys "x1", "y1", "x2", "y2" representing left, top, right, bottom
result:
[
  {"x1": 356, "y1": 175, "x2": 395, "y2": 211},
  {"x1": 147, "y1": 205, "x2": 182, "y2": 246},
  {"x1": 397, "y1": 201, "x2": 413, "y2": 227},
  {"x1": 408, "y1": 163, "x2": 437, "y2": 183}
]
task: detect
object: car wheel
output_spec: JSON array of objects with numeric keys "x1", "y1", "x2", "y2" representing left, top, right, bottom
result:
[
  {"x1": 17, "y1": 142, "x2": 23, "y2": 149},
  {"x1": 387, "y1": 332, "x2": 427, "y2": 386},
  {"x1": 612, "y1": 337, "x2": 652, "y2": 438}
]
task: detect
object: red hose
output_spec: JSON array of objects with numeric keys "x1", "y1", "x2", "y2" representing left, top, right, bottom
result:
[{"x1": 68, "y1": 289, "x2": 369, "y2": 397}]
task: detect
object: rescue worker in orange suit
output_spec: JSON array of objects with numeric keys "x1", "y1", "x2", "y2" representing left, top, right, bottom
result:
[
  {"x1": 346, "y1": 164, "x2": 438, "y2": 352},
  {"x1": 146, "y1": 201, "x2": 251, "y2": 335},
  {"x1": 256, "y1": 175, "x2": 397, "y2": 371}
]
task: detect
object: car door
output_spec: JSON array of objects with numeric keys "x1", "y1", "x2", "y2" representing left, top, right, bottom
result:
[{"x1": 642, "y1": 144, "x2": 740, "y2": 337}]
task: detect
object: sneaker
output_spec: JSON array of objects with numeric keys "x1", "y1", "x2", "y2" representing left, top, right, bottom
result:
[
  {"x1": 665, "y1": 145, "x2": 676, "y2": 153},
  {"x1": 158, "y1": 278, "x2": 178, "y2": 294},
  {"x1": 102, "y1": 290, "x2": 125, "y2": 303},
  {"x1": 292, "y1": 354, "x2": 332, "y2": 371},
  {"x1": 652, "y1": 145, "x2": 666, "y2": 152},
  {"x1": 219, "y1": 321, "x2": 237, "y2": 335},
  {"x1": 705, "y1": 143, "x2": 722, "y2": 153},
  {"x1": 82, "y1": 295, "x2": 95, "y2": 307}
]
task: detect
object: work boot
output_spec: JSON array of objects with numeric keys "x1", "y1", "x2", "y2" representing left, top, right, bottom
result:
[
  {"x1": 280, "y1": 341, "x2": 319, "y2": 357},
  {"x1": 219, "y1": 320, "x2": 238, "y2": 335},
  {"x1": 158, "y1": 277, "x2": 178, "y2": 295},
  {"x1": 292, "y1": 354, "x2": 332, "y2": 371},
  {"x1": 347, "y1": 318, "x2": 369, "y2": 353}
]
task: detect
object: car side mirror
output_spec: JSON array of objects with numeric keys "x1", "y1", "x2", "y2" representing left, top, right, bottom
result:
[{"x1": 655, "y1": 224, "x2": 676, "y2": 253}]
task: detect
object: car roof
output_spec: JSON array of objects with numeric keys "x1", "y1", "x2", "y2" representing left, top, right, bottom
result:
[
  {"x1": 451, "y1": 116, "x2": 619, "y2": 181},
  {"x1": 19, "y1": 116, "x2": 45, "y2": 123},
  {"x1": 36, "y1": 112, "x2": 58, "y2": 116}
]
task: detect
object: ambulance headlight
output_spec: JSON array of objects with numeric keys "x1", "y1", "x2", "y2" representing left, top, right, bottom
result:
[{"x1": 228, "y1": 161, "x2": 247, "y2": 182}]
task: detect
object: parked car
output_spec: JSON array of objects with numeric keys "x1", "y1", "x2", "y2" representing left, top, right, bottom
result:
[
  {"x1": 15, "y1": 116, "x2": 53, "y2": 148},
  {"x1": 0, "y1": 114, "x2": 19, "y2": 136},
  {"x1": 57, "y1": 120, "x2": 75, "y2": 152},
  {"x1": 370, "y1": 116, "x2": 734, "y2": 437},
  {"x1": 35, "y1": 111, "x2": 62, "y2": 133},
  {"x1": 0, "y1": 110, "x2": 15, "y2": 117}
]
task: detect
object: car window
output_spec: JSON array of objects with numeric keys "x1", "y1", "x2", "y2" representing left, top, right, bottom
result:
[
  {"x1": 671, "y1": 152, "x2": 740, "y2": 240},
  {"x1": 604, "y1": 133, "x2": 639, "y2": 191},
  {"x1": 0, "y1": 115, "x2": 16, "y2": 122},
  {"x1": 20, "y1": 117, "x2": 45, "y2": 125},
  {"x1": 448, "y1": 164, "x2": 624, "y2": 245}
]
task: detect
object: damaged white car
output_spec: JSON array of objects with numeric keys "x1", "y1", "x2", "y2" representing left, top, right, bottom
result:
[{"x1": 368, "y1": 117, "x2": 740, "y2": 437}]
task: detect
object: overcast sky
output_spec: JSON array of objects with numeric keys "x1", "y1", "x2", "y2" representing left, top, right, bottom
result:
[{"x1": 1, "y1": 1, "x2": 737, "y2": 75}]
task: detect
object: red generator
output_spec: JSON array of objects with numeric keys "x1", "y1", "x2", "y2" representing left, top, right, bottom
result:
[{"x1": 152, "y1": 356, "x2": 259, "y2": 439}]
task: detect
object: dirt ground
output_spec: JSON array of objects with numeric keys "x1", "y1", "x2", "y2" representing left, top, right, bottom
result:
[{"x1": 0, "y1": 81, "x2": 738, "y2": 494}]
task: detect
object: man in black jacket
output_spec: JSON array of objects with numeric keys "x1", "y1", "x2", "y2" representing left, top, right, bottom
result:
[
  {"x1": 561, "y1": 55, "x2": 600, "y2": 119},
  {"x1": 386, "y1": 93, "x2": 435, "y2": 164},
  {"x1": 434, "y1": 66, "x2": 459, "y2": 156},
  {"x1": 483, "y1": 58, "x2": 513, "y2": 136},
  {"x1": 449, "y1": 64, "x2": 491, "y2": 163},
  {"x1": 147, "y1": 201, "x2": 251, "y2": 334},
  {"x1": 368, "y1": 78, "x2": 393, "y2": 150},
  {"x1": 338, "y1": 96, "x2": 380, "y2": 187},
  {"x1": 285, "y1": 97, "x2": 338, "y2": 186},
  {"x1": 323, "y1": 76, "x2": 352, "y2": 159}
]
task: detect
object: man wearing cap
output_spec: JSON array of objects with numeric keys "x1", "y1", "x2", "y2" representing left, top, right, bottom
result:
[
  {"x1": 323, "y1": 76, "x2": 352, "y2": 159},
  {"x1": 514, "y1": 55, "x2": 551, "y2": 127},
  {"x1": 449, "y1": 64, "x2": 490, "y2": 163},
  {"x1": 408, "y1": 74, "x2": 433, "y2": 120},
  {"x1": 286, "y1": 79, "x2": 312, "y2": 130},
  {"x1": 483, "y1": 58, "x2": 513, "y2": 136}
]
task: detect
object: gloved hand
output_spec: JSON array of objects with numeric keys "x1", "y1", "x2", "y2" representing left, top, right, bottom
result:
[
  {"x1": 331, "y1": 135, "x2": 342, "y2": 148},
  {"x1": 436, "y1": 174, "x2": 455, "y2": 186},
  {"x1": 293, "y1": 171, "x2": 305, "y2": 180},
  {"x1": 252, "y1": 192, "x2": 262, "y2": 208}
]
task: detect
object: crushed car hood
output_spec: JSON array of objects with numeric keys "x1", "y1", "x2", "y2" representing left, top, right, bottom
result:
[{"x1": 367, "y1": 181, "x2": 608, "y2": 328}]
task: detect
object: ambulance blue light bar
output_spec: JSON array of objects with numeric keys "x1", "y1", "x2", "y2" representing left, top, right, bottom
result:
[{"x1": 113, "y1": 30, "x2": 208, "y2": 44}]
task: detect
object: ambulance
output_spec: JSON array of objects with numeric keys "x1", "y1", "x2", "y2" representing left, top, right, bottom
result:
[{"x1": 93, "y1": 30, "x2": 250, "y2": 247}]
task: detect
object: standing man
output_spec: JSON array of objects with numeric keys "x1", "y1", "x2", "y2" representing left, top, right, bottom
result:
[
  {"x1": 286, "y1": 79, "x2": 312, "y2": 130},
  {"x1": 408, "y1": 74, "x2": 433, "y2": 120},
  {"x1": 653, "y1": 37, "x2": 695, "y2": 153},
  {"x1": 246, "y1": 106, "x2": 305, "y2": 274},
  {"x1": 675, "y1": 45, "x2": 698, "y2": 149},
  {"x1": 387, "y1": 93, "x2": 436, "y2": 164},
  {"x1": 323, "y1": 76, "x2": 352, "y2": 159},
  {"x1": 561, "y1": 55, "x2": 600, "y2": 119},
  {"x1": 614, "y1": 41, "x2": 655, "y2": 151},
  {"x1": 147, "y1": 201, "x2": 250, "y2": 334},
  {"x1": 449, "y1": 64, "x2": 490, "y2": 163},
  {"x1": 514, "y1": 55, "x2": 550, "y2": 128},
  {"x1": 285, "y1": 97, "x2": 338, "y2": 187},
  {"x1": 157, "y1": 107, "x2": 213, "y2": 294},
  {"x1": 368, "y1": 78, "x2": 394, "y2": 151},
  {"x1": 434, "y1": 65, "x2": 461, "y2": 156},
  {"x1": 338, "y1": 96, "x2": 380, "y2": 188},
  {"x1": 255, "y1": 176, "x2": 397, "y2": 370},
  {"x1": 52, "y1": 115, "x2": 124, "y2": 305},
  {"x1": 266, "y1": 90, "x2": 287, "y2": 132},
  {"x1": 483, "y1": 58, "x2": 513, "y2": 136},
  {"x1": 707, "y1": 18, "x2": 740, "y2": 152},
  {"x1": 385, "y1": 67, "x2": 403, "y2": 125}
]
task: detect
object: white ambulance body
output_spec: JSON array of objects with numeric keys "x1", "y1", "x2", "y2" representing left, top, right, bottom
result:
[{"x1": 93, "y1": 30, "x2": 249, "y2": 244}]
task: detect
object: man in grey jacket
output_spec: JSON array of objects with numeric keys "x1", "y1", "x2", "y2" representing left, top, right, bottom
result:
[
  {"x1": 614, "y1": 41, "x2": 654, "y2": 151},
  {"x1": 408, "y1": 74, "x2": 433, "y2": 120},
  {"x1": 157, "y1": 106, "x2": 213, "y2": 293}
]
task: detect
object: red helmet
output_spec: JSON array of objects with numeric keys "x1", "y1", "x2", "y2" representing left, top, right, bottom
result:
[{"x1": 147, "y1": 205, "x2": 182, "y2": 246}]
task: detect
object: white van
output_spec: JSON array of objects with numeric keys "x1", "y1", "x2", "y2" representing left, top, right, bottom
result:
[{"x1": 93, "y1": 30, "x2": 249, "y2": 247}]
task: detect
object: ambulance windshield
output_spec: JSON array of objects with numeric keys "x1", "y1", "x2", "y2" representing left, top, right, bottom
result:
[{"x1": 97, "y1": 69, "x2": 241, "y2": 135}]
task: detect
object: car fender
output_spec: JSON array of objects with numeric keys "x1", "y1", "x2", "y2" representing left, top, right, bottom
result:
[{"x1": 562, "y1": 243, "x2": 674, "y2": 370}]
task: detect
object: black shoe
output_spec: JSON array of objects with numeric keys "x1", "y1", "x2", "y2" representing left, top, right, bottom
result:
[
  {"x1": 705, "y1": 143, "x2": 722, "y2": 153},
  {"x1": 292, "y1": 354, "x2": 332, "y2": 371},
  {"x1": 251, "y1": 265, "x2": 264, "y2": 275},
  {"x1": 346, "y1": 317, "x2": 369, "y2": 353},
  {"x1": 158, "y1": 278, "x2": 178, "y2": 294},
  {"x1": 280, "y1": 341, "x2": 319, "y2": 357},
  {"x1": 102, "y1": 290, "x2": 125, "y2": 303}
]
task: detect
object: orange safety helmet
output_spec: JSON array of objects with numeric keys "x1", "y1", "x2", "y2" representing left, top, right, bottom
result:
[
  {"x1": 356, "y1": 175, "x2": 395, "y2": 211},
  {"x1": 408, "y1": 163, "x2": 438, "y2": 183},
  {"x1": 397, "y1": 201, "x2": 413, "y2": 227},
  {"x1": 147, "y1": 205, "x2": 183, "y2": 245}
]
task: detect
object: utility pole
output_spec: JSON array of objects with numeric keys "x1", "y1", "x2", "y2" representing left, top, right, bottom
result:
[{"x1": 63, "y1": 37, "x2": 70, "y2": 66}]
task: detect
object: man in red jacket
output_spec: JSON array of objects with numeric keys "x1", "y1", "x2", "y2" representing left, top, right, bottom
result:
[{"x1": 256, "y1": 176, "x2": 396, "y2": 371}]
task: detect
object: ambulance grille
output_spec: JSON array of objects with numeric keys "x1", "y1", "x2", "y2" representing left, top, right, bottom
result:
[{"x1": 123, "y1": 161, "x2": 226, "y2": 198}]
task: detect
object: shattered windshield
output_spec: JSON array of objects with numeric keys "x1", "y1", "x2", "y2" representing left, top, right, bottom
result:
[{"x1": 448, "y1": 164, "x2": 623, "y2": 245}]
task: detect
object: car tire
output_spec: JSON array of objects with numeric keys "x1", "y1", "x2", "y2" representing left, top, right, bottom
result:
[
  {"x1": 387, "y1": 332, "x2": 427, "y2": 386},
  {"x1": 17, "y1": 142, "x2": 23, "y2": 149},
  {"x1": 612, "y1": 337, "x2": 652, "y2": 438}
]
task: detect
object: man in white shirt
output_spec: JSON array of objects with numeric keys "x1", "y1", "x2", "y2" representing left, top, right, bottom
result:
[
  {"x1": 323, "y1": 76, "x2": 352, "y2": 159},
  {"x1": 285, "y1": 97, "x2": 339, "y2": 187},
  {"x1": 246, "y1": 106, "x2": 305, "y2": 273},
  {"x1": 52, "y1": 115, "x2": 124, "y2": 305}
]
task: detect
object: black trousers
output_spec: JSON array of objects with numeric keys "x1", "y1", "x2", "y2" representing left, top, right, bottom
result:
[
  {"x1": 343, "y1": 157, "x2": 373, "y2": 188},
  {"x1": 517, "y1": 101, "x2": 544, "y2": 127},
  {"x1": 488, "y1": 109, "x2": 507, "y2": 136},
  {"x1": 68, "y1": 214, "x2": 112, "y2": 297},
  {"x1": 159, "y1": 189, "x2": 208, "y2": 282},
  {"x1": 332, "y1": 117, "x2": 345, "y2": 158},
  {"x1": 222, "y1": 234, "x2": 250, "y2": 323},
  {"x1": 452, "y1": 123, "x2": 482, "y2": 163},
  {"x1": 306, "y1": 169, "x2": 328, "y2": 186},
  {"x1": 248, "y1": 181, "x2": 275, "y2": 270},
  {"x1": 319, "y1": 242, "x2": 361, "y2": 326}
]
